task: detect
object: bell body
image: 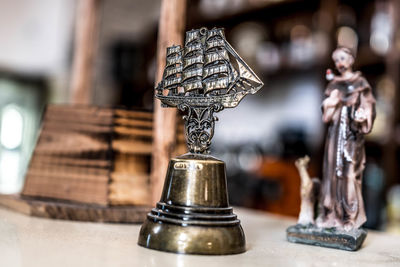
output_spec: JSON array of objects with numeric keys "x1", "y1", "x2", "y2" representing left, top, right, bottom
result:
[{"x1": 138, "y1": 153, "x2": 246, "y2": 255}]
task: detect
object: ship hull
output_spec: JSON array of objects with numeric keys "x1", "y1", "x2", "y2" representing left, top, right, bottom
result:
[{"x1": 156, "y1": 91, "x2": 249, "y2": 108}]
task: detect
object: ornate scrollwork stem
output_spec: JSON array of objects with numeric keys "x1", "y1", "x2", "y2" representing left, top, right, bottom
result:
[{"x1": 177, "y1": 103, "x2": 224, "y2": 153}]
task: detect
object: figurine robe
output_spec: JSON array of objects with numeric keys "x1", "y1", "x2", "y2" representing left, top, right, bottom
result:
[{"x1": 317, "y1": 72, "x2": 376, "y2": 230}]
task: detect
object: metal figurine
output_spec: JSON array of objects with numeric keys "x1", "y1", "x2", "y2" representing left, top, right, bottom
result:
[
  {"x1": 138, "y1": 27, "x2": 263, "y2": 255},
  {"x1": 156, "y1": 27, "x2": 263, "y2": 153},
  {"x1": 287, "y1": 47, "x2": 376, "y2": 251}
]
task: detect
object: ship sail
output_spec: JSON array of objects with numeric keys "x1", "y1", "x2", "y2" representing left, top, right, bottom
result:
[
  {"x1": 206, "y1": 39, "x2": 225, "y2": 50},
  {"x1": 224, "y1": 41, "x2": 263, "y2": 94},
  {"x1": 182, "y1": 29, "x2": 204, "y2": 93},
  {"x1": 162, "y1": 45, "x2": 183, "y2": 94},
  {"x1": 203, "y1": 64, "x2": 228, "y2": 79},
  {"x1": 185, "y1": 43, "x2": 202, "y2": 55},
  {"x1": 165, "y1": 66, "x2": 183, "y2": 78},
  {"x1": 204, "y1": 50, "x2": 229, "y2": 65},
  {"x1": 183, "y1": 68, "x2": 203, "y2": 81},
  {"x1": 202, "y1": 28, "x2": 231, "y2": 94},
  {"x1": 183, "y1": 81, "x2": 202, "y2": 92},
  {"x1": 158, "y1": 27, "x2": 263, "y2": 98},
  {"x1": 204, "y1": 77, "x2": 229, "y2": 92},
  {"x1": 166, "y1": 55, "x2": 182, "y2": 68},
  {"x1": 183, "y1": 54, "x2": 204, "y2": 69}
]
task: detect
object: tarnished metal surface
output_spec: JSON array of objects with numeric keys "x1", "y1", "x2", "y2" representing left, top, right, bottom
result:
[
  {"x1": 139, "y1": 220, "x2": 245, "y2": 255},
  {"x1": 138, "y1": 154, "x2": 246, "y2": 254},
  {"x1": 138, "y1": 27, "x2": 263, "y2": 255}
]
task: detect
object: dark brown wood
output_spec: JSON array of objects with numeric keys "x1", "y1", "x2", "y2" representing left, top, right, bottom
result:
[
  {"x1": 21, "y1": 103, "x2": 187, "y2": 220},
  {"x1": 0, "y1": 194, "x2": 149, "y2": 223},
  {"x1": 151, "y1": 0, "x2": 187, "y2": 206},
  {"x1": 22, "y1": 105, "x2": 154, "y2": 207},
  {"x1": 114, "y1": 109, "x2": 153, "y2": 120}
]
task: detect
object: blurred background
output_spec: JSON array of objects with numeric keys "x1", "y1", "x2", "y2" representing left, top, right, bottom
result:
[{"x1": 0, "y1": 0, "x2": 399, "y2": 233}]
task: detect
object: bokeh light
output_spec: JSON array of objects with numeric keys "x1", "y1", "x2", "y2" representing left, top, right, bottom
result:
[
  {"x1": 0, "y1": 105, "x2": 24, "y2": 150},
  {"x1": 337, "y1": 26, "x2": 358, "y2": 53}
]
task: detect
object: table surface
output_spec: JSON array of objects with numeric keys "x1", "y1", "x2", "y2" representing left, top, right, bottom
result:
[{"x1": 0, "y1": 206, "x2": 399, "y2": 267}]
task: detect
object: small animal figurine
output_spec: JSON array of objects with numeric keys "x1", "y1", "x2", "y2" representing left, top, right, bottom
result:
[{"x1": 294, "y1": 156, "x2": 319, "y2": 225}]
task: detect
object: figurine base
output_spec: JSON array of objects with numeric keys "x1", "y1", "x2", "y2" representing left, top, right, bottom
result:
[
  {"x1": 286, "y1": 224, "x2": 367, "y2": 251},
  {"x1": 138, "y1": 210, "x2": 245, "y2": 255},
  {"x1": 138, "y1": 154, "x2": 246, "y2": 255}
]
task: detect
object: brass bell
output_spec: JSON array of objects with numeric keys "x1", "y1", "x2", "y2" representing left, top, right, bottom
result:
[
  {"x1": 138, "y1": 27, "x2": 263, "y2": 255},
  {"x1": 138, "y1": 154, "x2": 245, "y2": 254}
]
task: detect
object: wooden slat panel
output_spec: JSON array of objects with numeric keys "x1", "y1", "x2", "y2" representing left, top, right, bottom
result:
[
  {"x1": 43, "y1": 121, "x2": 112, "y2": 134},
  {"x1": 23, "y1": 105, "x2": 113, "y2": 205},
  {"x1": 23, "y1": 174, "x2": 108, "y2": 205},
  {"x1": 112, "y1": 139, "x2": 152, "y2": 154},
  {"x1": 22, "y1": 105, "x2": 167, "y2": 207},
  {"x1": 29, "y1": 156, "x2": 111, "y2": 169},
  {"x1": 47, "y1": 105, "x2": 113, "y2": 117},
  {"x1": 44, "y1": 113, "x2": 113, "y2": 126},
  {"x1": 114, "y1": 109, "x2": 153, "y2": 120},
  {"x1": 34, "y1": 132, "x2": 109, "y2": 154},
  {"x1": 113, "y1": 117, "x2": 153, "y2": 128},
  {"x1": 109, "y1": 173, "x2": 150, "y2": 205},
  {"x1": 113, "y1": 126, "x2": 152, "y2": 137},
  {"x1": 113, "y1": 154, "x2": 149, "y2": 174},
  {"x1": 26, "y1": 168, "x2": 109, "y2": 182}
]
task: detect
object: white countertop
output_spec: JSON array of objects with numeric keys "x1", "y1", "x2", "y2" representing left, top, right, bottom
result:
[{"x1": 0, "y1": 206, "x2": 399, "y2": 267}]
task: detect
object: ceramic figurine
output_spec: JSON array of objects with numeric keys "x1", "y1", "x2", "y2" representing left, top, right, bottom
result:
[{"x1": 287, "y1": 47, "x2": 376, "y2": 251}]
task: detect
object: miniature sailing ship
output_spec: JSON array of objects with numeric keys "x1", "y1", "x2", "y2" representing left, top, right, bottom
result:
[
  {"x1": 155, "y1": 27, "x2": 263, "y2": 153},
  {"x1": 138, "y1": 27, "x2": 263, "y2": 255},
  {"x1": 157, "y1": 27, "x2": 262, "y2": 102}
]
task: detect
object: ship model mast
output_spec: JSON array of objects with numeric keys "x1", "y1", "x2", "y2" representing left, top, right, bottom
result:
[{"x1": 156, "y1": 27, "x2": 263, "y2": 153}]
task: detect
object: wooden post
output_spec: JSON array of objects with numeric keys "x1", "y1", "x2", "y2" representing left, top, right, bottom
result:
[
  {"x1": 384, "y1": 0, "x2": 400, "y2": 190},
  {"x1": 70, "y1": 0, "x2": 100, "y2": 104},
  {"x1": 151, "y1": 0, "x2": 187, "y2": 205}
]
